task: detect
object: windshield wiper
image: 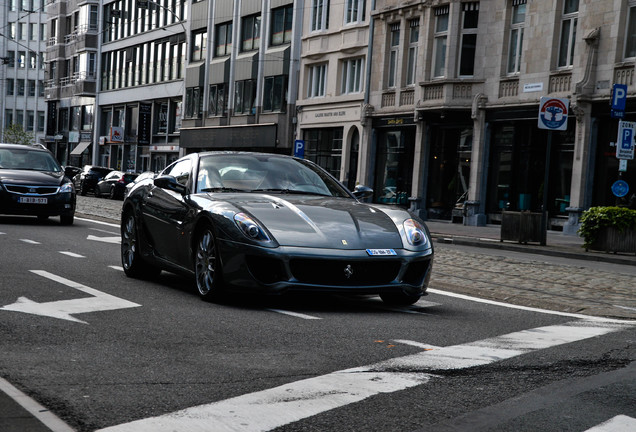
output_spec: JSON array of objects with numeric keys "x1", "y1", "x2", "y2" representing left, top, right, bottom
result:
[
  {"x1": 200, "y1": 187, "x2": 249, "y2": 193},
  {"x1": 251, "y1": 188, "x2": 330, "y2": 197}
]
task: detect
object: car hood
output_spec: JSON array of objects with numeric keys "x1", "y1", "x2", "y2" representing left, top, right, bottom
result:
[
  {"x1": 0, "y1": 169, "x2": 65, "y2": 186},
  {"x1": 218, "y1": 194, "x2": 405, "y2": 249}
]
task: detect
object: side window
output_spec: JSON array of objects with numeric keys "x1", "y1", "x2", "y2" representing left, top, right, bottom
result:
[{"x1": 165, "y1": 159, "x2": 192, "y2": 187}]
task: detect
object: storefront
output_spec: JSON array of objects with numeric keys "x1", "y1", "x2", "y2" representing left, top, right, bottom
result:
[{"x1": 371, "y1": 116, "x2": 416, "y2": 207}]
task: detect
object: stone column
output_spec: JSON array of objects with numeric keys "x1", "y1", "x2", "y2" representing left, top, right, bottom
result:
[
  {"x1": 409, "y1": 114, "x2": 428, "y2": 219},
  {"x1": 465, "y1": 93, "x2": 488, "y2": 226}
]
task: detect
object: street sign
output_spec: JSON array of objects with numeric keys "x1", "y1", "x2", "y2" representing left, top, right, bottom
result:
[
  {"x1": 616, "y1": 121, "x2": 635, "y2": 160},
  {"x1": 538, "y1": 97, "x2": 569, "y2": 131},
  {"x1": 611, "y1": 180, "x2": 629, "y2": 198},
  {"x1": 611, "y1": 84, "x2": 627, "y2": 119},
  {"x1": 294, "y1": 139, "x2": 305, "y2": 159}
]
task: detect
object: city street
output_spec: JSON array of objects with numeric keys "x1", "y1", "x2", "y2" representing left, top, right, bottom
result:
[{"x1": 0, "y1": 199, "x2": 635, "y2": 431}]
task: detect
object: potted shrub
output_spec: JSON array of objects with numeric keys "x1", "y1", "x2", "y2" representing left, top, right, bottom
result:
[{"x1": 578, "y1": 206, "x2": 636, "y2": 253}]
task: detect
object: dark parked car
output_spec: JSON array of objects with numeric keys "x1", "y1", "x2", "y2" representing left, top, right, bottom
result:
[
  {"x1": 63, "y1": 165, "x2": 82, "y2": 180},
  {"x1": 73, "y1": 165, "x2": 112, "y2": 195},
  {"x1": 95, "y1": 171, "x2": 139, "y2": 200},
  {"x1": 121, "y1": 152, "x2": 434, "y2": 305},
  {"x1": 0, "y1": 143, "x2": 76, "y2": 225},
  {"x1": 123, "y1": 171, "x2": 155, "y2": 199}
]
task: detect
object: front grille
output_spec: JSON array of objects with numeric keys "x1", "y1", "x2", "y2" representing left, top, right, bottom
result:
[
  {"x1": 3, "y1": 184, "x2": 59, "y2": 195},
  {"x1": 290, "y1": 258, "x2": 401, "y2": 286},
  {"x1": 246, "y1": 255, "x2": 287, "y2": 284},
  {"x1": 402, "y1": 259, "x2": 431, "y2": 285}
]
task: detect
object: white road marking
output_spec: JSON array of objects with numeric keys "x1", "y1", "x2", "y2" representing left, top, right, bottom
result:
[
  {"x1": 0, "y1": 270, "x2": 141, "y2": 324},
  {"x1": 427, "y1": 288, "x2": 628, "y2": 322},
  {"x1": 87, "y1": 234, "x2": 121, "y2": 244},
  {"x1": 267, "y1": 309, "x2": 322, "y2": 320},
  {"x1": 96, "y1": 319, "x2": 632, "y2": 432},
  {"x1": 76, "y1": 216, "x2": 119, "y2": 228},
  {"x1": 90, "y1": 227, "x2": 119, "y2": 235},
  {"x1": 0, "y1": 376, "x2": 74, "y2": 432},
  {"x1": 20, "y1": 239, "x2": 40, "y2": 244},
  {"x1": 59, "y1": 251, "x2": 85, "y2": 258},
  {"x1": 392, "y1": 340, "x2": 441, "y2": 350},
  {"x1": 109, "y1": 265, "x2": 124, "y2": 271},
  {"x1": 585, "y1": 415, "x2": 636, "y2": 431}
]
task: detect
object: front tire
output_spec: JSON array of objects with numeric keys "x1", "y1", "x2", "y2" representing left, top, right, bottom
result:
[
  {"x1": 194, "y1": 226, "x2": 224, "y2": 301},
  {"x1": 109, "y1": 186, "x2": 117, "y2": 200},
  {"x1": 60, "y1": 213, "x2": 74, "y2": 225},
  {"x1": 380, "y1": 291, "x2": 421, "y2": 306},
  {"x1": 121, "y1": 211, "x2": 160, "y2": 278}
]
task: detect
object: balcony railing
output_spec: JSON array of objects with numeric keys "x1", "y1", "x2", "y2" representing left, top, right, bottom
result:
[
  {"x1": 614, "y1": 65, "x2": 635, "y2": 87},
  {"x1": 499, "y1": 78, "x2": 519, "y2": 98},
  {"x1": 399, "y1": 89, "x2": 414, "y2": 106},
  {"x1": 549, "y1": 72, "x2": 572, "y2": 93},
  {"x1": 381, "y1": 92, "x2": 396, "y2": 108}
]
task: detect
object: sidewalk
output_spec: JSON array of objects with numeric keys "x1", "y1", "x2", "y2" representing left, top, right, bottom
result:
[{"x1": 425, "y1": 219, "x2": 636, "y2": 266}]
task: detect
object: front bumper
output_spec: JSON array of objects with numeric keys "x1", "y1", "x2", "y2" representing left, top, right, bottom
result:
[
  {"x1": 0, "y1": 190, "x2": 76, "y2": 217},
  {"x1": 217, "y1": 239, "x2": 434, "y2": 297}
]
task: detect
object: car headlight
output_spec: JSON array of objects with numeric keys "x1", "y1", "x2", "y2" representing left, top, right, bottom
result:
[
  {"x1": 403, "y1": 218, "x2": 429, "y2": 247},
  {"x1": 234, "y1": 213, "x2": 271, "y2": 242},
  {"x1": 59, "y1": 182, "x2": 75, "y2": 193}
]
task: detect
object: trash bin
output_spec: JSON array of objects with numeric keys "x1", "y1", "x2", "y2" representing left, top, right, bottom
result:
[{"x1": 500, "y1": 211, "x2": 543, "y2": 244}]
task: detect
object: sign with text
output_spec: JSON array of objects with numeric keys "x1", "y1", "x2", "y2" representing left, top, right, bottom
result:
[
  {"x1": 138, "y1": 103, "x2": 152, "y2": 145},
  {"x1": 611, "y1": 83, "x2": 628, "y2": 119},
  {"x1": 617, "y1": 120, "x2": 635, "y2": 160}
]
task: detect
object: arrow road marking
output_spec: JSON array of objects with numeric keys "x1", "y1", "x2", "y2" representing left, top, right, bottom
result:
[
  {"x1": 97, "y1": 319, "x2": 632, "y2": 432},
  {"x1": 0, "y1": 270, "x2": 140, "y2": 324},
  {"x1": 87, "y1": 234, "x2": 121, "y2": 244}
]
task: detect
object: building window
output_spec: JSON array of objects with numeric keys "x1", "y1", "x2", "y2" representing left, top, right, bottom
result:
[
  {"x1": 6, "y1": 79, "x2": 14, "y2": 96},
  {"x1": 263, "y1": 75, "x2": 287, "y2": 112},
  {"x1": 271, "y1": 5, "x2": 293, "y2": 46},
  {"x1": 6, "y1": 51, "x2": 15, "y2": 68},
  {"x1": 28, "y1": 79, "x2": 35, "y2": 96},
  {"x1": 311, "y1": 0, "x2": 329, "y2": 32},
  {"x1": 215, "y1": 22, "x2": 233, "y2": 57},
  {"x1": 37, "y1": 111, "x2": 45, "y2": 132},
  {"x1": 558, "y1": 0, "x2": 578, "y2": 68},
  {"x1": 38, "y1": 80, "x2": 44, "y2": 97},
  {"x1": 625, "y1": 1, "x2": 636, "y2": 58},
  {"x1": 388, "y1": 23, "x2": 400, "y2": 88},
  {"x1": 17, "y1": 79, "x2": 25, "y2": 96},
  {"x1": 304, "y1": 128, "x2": 343, "y2": 179},
  {"x1": 345, "y1": 0, "x2": 365, "y2": 24},
  {"x1": 459, "y1": 2, "x2": 479, "y2": 76},
  {"x1": 406, "y1": 19, "x2": 419, "y2": 85},
  {"x1": 18, "y1": 51, "x2": 25, "y2": 68},
  {"x1": 9, "y1": 22, "x2": 16, "y2": 40},
  {"x1": 192, "y1": 30, "x2": 207, "y2": 61},
  {"x1": 307, "y1": 63, "x2": 327, "y2": 98},
  {"x1": 82, "y1": 105, "x2": 93, "y2": 131},
  {"x1": 29, "y1": 23, "x2": 35, "y2": 41},
  {"x1": 433, "y1": 6, "x2": 449, "y2": 78},
  {"x1": 341, "y1": 57, "x2": 363, "y2": 94},
  {"x1": 26, "y1": 111, "x2": 35, "y2": 132},
  {"x1": 209, "y1": 83, "x2": 227, "y2": 116},
  {"x1": 29, "y1": 52, "x2": 37, "y2": 69},
  {"x1": 241, "y1": 14, "x2": 261, "y2": 52},
  {"x1": 185, "y1": 87, "x2": 203, "y2": 119},
  {"x1": 234, "y1": 79, "x2": 257, "y2": 115},
  {"x1": 507, "y1": 0, "x2": 526, "y2": 73},
  {"x1": 5, "y1": 110, "x2": 14, "y2": 128},
  {"x1": 18, "y1": 22, "x2": 25, "y2": 40}
]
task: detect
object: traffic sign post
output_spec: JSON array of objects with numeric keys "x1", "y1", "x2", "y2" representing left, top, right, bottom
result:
[
  {"x1": 616, "y1": 121, "x2": 635, "y2": 160},
  {"x1": 611, "y1": 84, "x2": 628, "y2": 119},
  {"x1": 537, "y1": 97, "x2": 570, "y2": 246},
  {"x1": 293, "y1": 140, "x2": 305, "y2": 159}
]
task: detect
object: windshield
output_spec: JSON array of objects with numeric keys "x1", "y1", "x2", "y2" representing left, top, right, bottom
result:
[
  {"x1": 0, "y1": 148, "x2": 62, "y2": 172},
  {"x1": 197, "y1": 154, "x2": 351, "y2": 198}
]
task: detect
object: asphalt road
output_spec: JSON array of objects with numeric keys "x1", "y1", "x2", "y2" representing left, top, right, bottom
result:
[{"x1": 0, "y1": 208, "x2": 635, "y2": 431}]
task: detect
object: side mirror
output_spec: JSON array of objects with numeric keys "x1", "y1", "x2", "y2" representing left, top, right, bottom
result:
[
  {"x1": 154, "y1": 175, "x2": 187, "y2": 195},
  {"x1": 352, "y1": 185, "x2": 373, "y2": 199}
]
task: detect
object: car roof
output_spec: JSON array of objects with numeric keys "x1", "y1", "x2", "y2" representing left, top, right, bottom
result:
[{"x1": 0, "y1": 143, "x2": 49, "y2": 152}]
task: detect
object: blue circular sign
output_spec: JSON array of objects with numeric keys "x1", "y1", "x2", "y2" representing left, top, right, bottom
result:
[
  {"x1": 539, "y1": 98, "x2": 569, "y2": 130},
  {"x1": 611, "y1": 180, "x2": 629, "y2": 198}
]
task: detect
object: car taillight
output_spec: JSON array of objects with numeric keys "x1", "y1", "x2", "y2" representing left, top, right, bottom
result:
[{"x1": 118, "y1": 176, "x2": 125, "y2": 184}]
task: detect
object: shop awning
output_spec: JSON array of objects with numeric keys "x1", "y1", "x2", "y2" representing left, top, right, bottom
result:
[{"x1": 70, "y1": 142, "x2": 91, "y2": 155}]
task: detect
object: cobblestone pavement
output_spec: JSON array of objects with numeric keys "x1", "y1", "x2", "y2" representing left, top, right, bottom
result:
[{"x1": 76, "y1": 196, "x2": 636, "y2": 320}]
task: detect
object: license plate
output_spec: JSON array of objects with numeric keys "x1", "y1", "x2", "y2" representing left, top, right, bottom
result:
[
  {"x1": 19, "y1": 197, "x2": 48, "y2": 204},
  {"x1": 366, "y1": 249, "x2": 397, "y2": 256}
]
